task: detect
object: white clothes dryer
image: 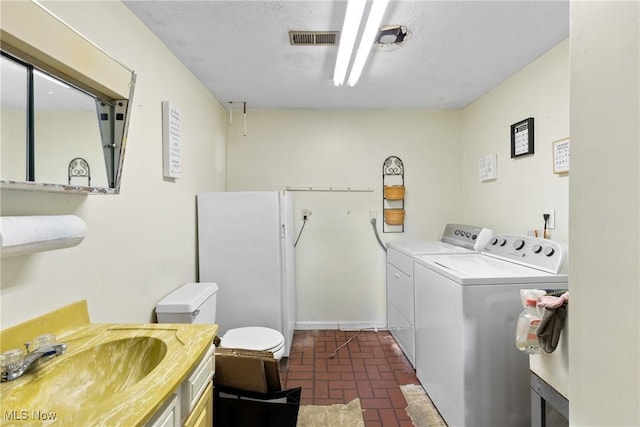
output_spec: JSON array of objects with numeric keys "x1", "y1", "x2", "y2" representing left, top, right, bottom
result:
[
  {"x1": 413, "y1": 235, "x2": 568, "y2": 427},
  {"x1": 386, "y1": 224, "x2": 492, "y2": 367}
]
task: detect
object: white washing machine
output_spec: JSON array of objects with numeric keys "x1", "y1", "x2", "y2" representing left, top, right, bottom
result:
[
  {"x1": 414, "y1": 234, "x2": 568, "y2": 427},
  {"x1": 386, "y1": 224, "x2": 492, "y2": 367}
]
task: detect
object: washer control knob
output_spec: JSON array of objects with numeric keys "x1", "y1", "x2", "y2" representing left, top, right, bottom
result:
[
  {"x1": 514, "y1": 239, "x2": 525, "y2": 250},
  {"x1": 532, "y1": 244, "x2": 543, "y2": 254},
  {"x1": 491, "y1": 238, "x2": 498, "y2": 246},
  {"x1": 471, "y1": 234, "x2": 477, "y2": 240},
  {"x1": 498, "y1": 238, "x2": 507, "y2": 247},
  {"x1": 544, "y1": 247, "x2": 555, "y2": 257}
]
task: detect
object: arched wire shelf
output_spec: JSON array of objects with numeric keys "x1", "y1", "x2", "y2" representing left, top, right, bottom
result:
[
  {"x1": 68, "y1": 157, "x2": 91, "y2": 187},
  {"x1": 382, "y1": 156, "x2": 404, "y2": 233},
  {"x1": 383, "y1": 156, "x2": 404, "y2": 176}
]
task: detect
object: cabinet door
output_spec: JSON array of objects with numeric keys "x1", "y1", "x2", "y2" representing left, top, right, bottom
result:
[
  {"x1": 386, "y1": 262, "x2": 415, "y2": 367},
  {"x1": 183, "y1": 382, "x2": 213, "y2": 427},
  {"x1": 182, "y1": 345, "x2": 215, "y2": 416},
  {"x1": 147, "y1": 393, "x2": 180, "y2": 427}
]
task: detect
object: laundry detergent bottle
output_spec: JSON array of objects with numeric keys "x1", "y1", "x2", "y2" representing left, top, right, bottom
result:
[{"x1": 515, "y1": 297, "x2": 541, "y2": 354}]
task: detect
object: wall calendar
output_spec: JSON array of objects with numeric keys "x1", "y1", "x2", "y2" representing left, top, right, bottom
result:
[{"x1": 553, "y1": 138, "x2": 570, "y2": 174}]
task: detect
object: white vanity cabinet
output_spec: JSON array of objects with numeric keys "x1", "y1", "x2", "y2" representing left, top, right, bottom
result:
[
  {"x1": 183, "y1": 383, "x2": 213, "y2": 427},
  {"x1": 148, "y1": 393, "x2": 181, "y2": 427},
  {"x1": 146, "y1": 345, "x2": 215, "y2": 427},
  {"x1": 181, "y1": 345, "x2": 215, "y2": 427},
  {"x1": 386, "y1": 247, "x2": 416, "y2": 367}
]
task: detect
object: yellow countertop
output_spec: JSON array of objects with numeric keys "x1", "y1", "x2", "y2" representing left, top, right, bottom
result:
[{"x1": 0, "y1": 301, "x2": 217, "y2": 426}]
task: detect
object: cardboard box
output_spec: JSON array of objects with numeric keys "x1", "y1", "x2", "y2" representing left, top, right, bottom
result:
[
  {"x1": 214, "y1": 348, "x2": 300, "y2": 427},
  {"x1": 215, "y1": 386, "x2": 301, "y2": 427},
  {"x1": 214, "y1": 348, "x2": 282, "y2": 394}
]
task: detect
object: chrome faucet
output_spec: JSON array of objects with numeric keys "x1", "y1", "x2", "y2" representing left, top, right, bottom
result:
[{"x1": 1, "y1": 335, "x2": 67, "y2": 382}]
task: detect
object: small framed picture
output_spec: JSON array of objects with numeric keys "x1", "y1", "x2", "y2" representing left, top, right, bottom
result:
[
  {"x1": 552, "y1": 138, "x2": 570, "y2": 174},
  {"x1": 511, "y1": 118, "x2": 535, "y2": 158}
]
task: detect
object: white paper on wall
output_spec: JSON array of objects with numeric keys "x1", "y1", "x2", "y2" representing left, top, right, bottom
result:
[
  {"x1": 479, "y1": 154, "x2": 497, "y2": 181},
  {"x1": 162, "y1": 101, "x2": 182, "y2": 179}
]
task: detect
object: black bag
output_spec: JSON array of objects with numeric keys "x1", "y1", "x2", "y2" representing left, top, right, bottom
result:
[{"x1": 215, "y1": 385, "x2": 301, "y2": 427}]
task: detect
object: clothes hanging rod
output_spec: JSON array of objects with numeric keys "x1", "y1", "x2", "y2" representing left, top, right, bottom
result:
[
  {"x1": 228, "y1": 101, "x2": 247, "y2": 136},
  {"x1": 286, "y1": 186, "x2": 374, "y2": 192}
]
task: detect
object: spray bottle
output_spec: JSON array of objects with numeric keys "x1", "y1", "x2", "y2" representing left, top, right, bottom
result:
[{"x1": 515, "y1": 296, "x2": 541, "y2": 354}]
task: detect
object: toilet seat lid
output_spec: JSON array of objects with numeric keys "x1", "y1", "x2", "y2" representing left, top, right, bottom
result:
[{"x1": 221, "y1": 327, "x2": 284, "y2": 352}]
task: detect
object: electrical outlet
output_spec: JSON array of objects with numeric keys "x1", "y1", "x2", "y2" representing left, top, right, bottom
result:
[
  {"x1": 543, "y1": 209, "x2": 555, "y2": 229},
  {"x1": 302, "y1": 209, "x2": 312, "y2": 220},
  {"x1": 370, "y1": 211, "x2": 377, "y2": 220}
]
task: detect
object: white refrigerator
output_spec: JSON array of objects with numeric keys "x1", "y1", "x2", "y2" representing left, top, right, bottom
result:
[{"x1": 196, "y1": 191, "x2": 296, "y2": 357}]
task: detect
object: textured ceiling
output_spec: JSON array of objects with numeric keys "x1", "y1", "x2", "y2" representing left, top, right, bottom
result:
[{"x1": 124, "y1": 0, "x2": 569, "y2": 110}]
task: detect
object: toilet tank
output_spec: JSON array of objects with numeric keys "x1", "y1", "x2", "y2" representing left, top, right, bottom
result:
[{"x1": 156, "y1": 282, "x2": 218, "y2": 324}]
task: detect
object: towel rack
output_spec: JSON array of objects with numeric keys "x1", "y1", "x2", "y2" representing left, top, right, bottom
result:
[{"x1": 285, "y1": 186, "x2": 373, "y2": 192}]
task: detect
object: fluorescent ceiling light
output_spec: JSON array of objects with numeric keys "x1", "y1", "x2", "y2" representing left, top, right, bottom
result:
[
  {"x1": 347, "y1": 0, "x2": 389, "y2": 86},
  {"x1": 35, "y1": 70, "x2": 71, "y2": 89},
  {"x1": 333, "y1": 0, "x2": 366, "y2": 86}
]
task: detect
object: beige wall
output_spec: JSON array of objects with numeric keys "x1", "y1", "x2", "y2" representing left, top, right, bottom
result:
[
  {"x1": 226, "y1": 110, "x2": 463, "y2": 327},
  {"x1": 36, "y1": 111, "x2": 108, "y2": 188},
  {"x1": 569, "y1": 1, "x2": 640, "y2": 425},
  {"x1": 462, "y1": 40, "x2": 570, "y2": 245},
  {"x1": 0, "y1": 109, "x2": 27, "y2": 181},
  {"x1": 1, "y1": 110, "x2": 105, "y2": 186},
  {"x1": 1, "y1": 1, "x2": 227, "y2": 327}
]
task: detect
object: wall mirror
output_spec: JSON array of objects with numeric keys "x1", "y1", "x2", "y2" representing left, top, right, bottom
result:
[
  {"x1": 0, "y1": 1, "x2": 135, "y2": 194},
  {"x1": 1, "y1": 52, "x2": 111, "y2": 189}
]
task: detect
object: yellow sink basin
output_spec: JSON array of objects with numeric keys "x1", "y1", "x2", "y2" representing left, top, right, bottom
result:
[
  {"x1": 1, "y1": 337, "x2": 167, "y2": 414},
  {"x1": 0, "y1": 302, "x2": 217, "y2": 426}
]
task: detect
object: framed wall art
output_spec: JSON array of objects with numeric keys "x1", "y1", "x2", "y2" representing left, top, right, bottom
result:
[{"x1": 511, "y1": 118, "x2": 535, "y2": 158}]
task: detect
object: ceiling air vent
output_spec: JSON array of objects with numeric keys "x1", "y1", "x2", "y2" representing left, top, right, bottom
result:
[{"x1": 289, "y1": 31, "x2": 338, "y2": 46}]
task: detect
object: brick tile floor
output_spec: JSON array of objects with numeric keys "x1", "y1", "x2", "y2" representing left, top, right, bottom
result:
[{"x1": 280, "y1": 330, "x2": 421, "y2": 427}]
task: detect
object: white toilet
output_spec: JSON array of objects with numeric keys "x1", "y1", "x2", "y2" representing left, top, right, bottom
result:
[{"x1": 155, "y1": 282, "x2": 286, "y2": 360}]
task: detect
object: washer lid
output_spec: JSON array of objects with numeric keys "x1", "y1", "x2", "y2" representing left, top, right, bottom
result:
[
  {"x1": 221, "y1": 327, "x2": 285, "y2": 351},
  {"x1": 387, "y1": 240, "x2": 474, "y2": 256},
  {"x1": 414, "y1": 253, "x2": 568, "y2": 285}
]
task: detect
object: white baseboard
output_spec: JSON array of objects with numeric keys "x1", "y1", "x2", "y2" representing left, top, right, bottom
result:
[{"x1": 295, "y1": 321, "x2": 388, "y2": 331}]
